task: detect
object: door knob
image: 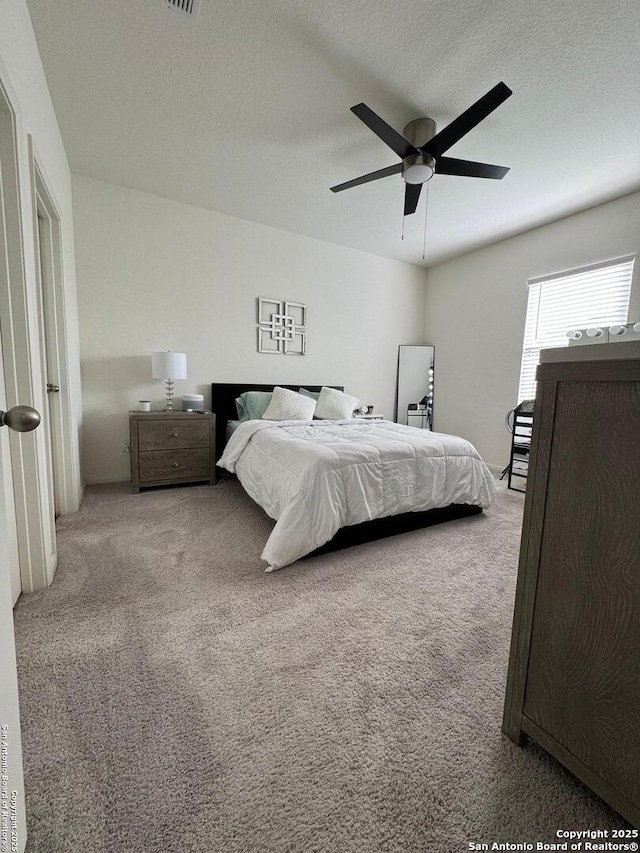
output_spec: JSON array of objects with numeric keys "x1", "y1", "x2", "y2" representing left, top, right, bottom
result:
[
  {"x1": 0, "y1": 406, "x2": 41, "y2": 432},
  {"x1": 46, "y1": 383, "x2": 60, "y2": 393}
]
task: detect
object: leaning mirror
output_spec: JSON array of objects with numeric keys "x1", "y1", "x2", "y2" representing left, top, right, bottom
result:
[{"x1": 395, "y1": 345, "x2": 435, "y2": 429}]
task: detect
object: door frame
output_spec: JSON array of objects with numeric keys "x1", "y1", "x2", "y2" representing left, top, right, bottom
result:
[
  {"x1": 0, "y1": 312, "x2": 21, "y2": 604},
  {"x1": 29, "y1": 138, "x2": 77, "y2": 518},
  {"x1": 0, "y1": 71, "x2": 55, "y2": 592}
]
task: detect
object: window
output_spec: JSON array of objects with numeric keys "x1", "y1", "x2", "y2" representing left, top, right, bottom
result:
[{"x1": 518, "y1": 257, "x2": 635, "y2": 401}]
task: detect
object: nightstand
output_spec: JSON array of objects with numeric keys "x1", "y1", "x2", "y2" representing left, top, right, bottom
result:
[
  {"x1": 354, "y1": 413, "x2": 385, "y2": 420},
  {"x1": 129, "y1": 411, "x2": 215, "y2": 493}
]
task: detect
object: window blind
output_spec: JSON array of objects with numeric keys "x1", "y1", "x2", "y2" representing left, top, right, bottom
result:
[{"x1": 518, "y1": 257, "x2": 634, "y2": 401}]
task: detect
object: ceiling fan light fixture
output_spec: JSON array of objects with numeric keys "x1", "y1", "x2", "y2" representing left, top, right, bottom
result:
[{"x1": 402, "y1": 153, "x2": 435, "y2": 185}]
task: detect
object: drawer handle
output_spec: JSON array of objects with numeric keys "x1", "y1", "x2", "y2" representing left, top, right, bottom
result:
[
  {"x1": 173, "y1": 462, "x2": 180, "y2": 468},
  {"x1": 172, "y1": 431, "x2": 180, "y2": 437}
]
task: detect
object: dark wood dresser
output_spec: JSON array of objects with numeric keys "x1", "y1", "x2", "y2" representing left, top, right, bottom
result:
[
  {"x1": 503, "y1": 341, "x2": 640, "y2": 828},
  {"x1": 129, "y1": 411, "x2": 215, "y2": 492}
]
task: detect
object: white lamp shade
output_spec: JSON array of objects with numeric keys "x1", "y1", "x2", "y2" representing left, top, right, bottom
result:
[{"x1": 151, "y1": 351, "x2": 187, "y2": 380}]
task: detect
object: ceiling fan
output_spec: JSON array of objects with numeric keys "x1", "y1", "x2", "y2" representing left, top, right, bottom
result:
[{"x1": 330, "y1": 82, "x2": 513, "y2": 215}]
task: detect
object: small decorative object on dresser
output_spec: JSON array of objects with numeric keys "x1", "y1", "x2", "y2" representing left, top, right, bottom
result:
[
  {"x1": 129, "y1": 411, "x2": 215, "y2": 493},
  {"x1": 181, "y1": 394, "x2": 204, "y2": 412}
]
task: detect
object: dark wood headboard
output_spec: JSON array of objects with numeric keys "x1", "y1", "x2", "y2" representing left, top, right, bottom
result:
[{"x1": 211, "y1": 383, "x2": 344, "y2": 464}]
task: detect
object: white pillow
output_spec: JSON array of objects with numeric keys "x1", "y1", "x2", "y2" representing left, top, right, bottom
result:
[
  {"x1": 314, "y1": 386, "x2": 359, "y2": 420},
  {"x1": 262, "y1": 386, "x2": 316, "y2": 421}
]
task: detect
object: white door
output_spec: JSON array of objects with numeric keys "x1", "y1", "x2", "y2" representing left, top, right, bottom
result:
[
  {"x1": 0, "y1": 336, "x2": 28, "y2": 853},
  {"x1": 0, "y1": 468, "x2": 27, "y2": 852}
]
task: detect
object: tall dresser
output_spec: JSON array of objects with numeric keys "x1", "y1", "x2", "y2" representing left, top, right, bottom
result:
[{"x1": 503, "y1": 342, "x2": 640, "y2": 828}]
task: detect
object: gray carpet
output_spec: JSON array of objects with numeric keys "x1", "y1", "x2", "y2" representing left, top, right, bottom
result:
[{"x1": 13, "y1": 481, "x2": 626, "y2": 852}]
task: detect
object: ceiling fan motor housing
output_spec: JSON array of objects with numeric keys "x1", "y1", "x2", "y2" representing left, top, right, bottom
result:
[{"x1": 403, "y1": 117, "x2": 437, "y2": 148}]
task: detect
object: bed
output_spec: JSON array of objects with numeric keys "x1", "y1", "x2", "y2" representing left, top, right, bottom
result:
[{"x1": 212, "y1": 383, "x2": 496, "y2": 572}]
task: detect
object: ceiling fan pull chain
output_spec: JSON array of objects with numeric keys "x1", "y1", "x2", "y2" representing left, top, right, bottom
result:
[
  {"x1": 401, "y1": 209, "x2": 405, "y2": 241},
  {"x1": 422, "y1": 182, "x2": 430, "y2": 260}
]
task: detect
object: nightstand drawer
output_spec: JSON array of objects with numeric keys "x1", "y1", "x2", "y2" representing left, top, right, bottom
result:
[
  {"x1": 139, "y1": 448, "x2": 211, "y2": 482},
  {"x1": 138, "y1": 419, "x2": 210, "y2": 451}
]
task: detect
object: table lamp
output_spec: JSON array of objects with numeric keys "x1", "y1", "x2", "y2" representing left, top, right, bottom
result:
[{"x1": 151, "y1": 351, "x2": 187, "y2": 412}]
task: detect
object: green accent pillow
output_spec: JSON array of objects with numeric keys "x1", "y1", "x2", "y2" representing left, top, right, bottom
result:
[
  {"x1": 235, "y1": 391, "x2": 273, "y2": 421},
  {"x1": 298, "y1": 388, "x2": 320, "y2": 401}
]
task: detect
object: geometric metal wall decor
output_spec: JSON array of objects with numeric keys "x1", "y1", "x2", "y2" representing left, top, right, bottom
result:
[{"x1": 257, "y1": 297, "x2": 307, "y2": 355}]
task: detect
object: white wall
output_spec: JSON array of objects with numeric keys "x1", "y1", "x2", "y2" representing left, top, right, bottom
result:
[
  {"x1": 0, "y1": 0, "x2": 83, "y2": 503},
  {"x1": 72, "y1": 174, "x2": 428, "y2": 484},
  {"x1": 424, "y1": 190, "x2": 640, "y2": 471}
]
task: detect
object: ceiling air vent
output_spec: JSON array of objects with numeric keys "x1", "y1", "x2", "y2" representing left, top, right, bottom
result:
[{"x1": 166, "y1": 0, "x2": 201, "y2": 19}]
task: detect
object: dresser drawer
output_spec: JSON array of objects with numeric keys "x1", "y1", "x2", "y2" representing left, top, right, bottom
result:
[
  {"x1": 138, "y1": 448, "x2": 211, "y2": 482},
  {"x1": 137, "y1": 419, "x2": 210, "y2": 451}
]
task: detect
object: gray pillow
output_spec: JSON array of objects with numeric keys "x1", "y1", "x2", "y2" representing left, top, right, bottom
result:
[
  {"x1": 298, "y1": 388, "x2": 320, "y2": 401},
  {"x1": 235, "y1": 391, "x2": 273, "y2": 421}
]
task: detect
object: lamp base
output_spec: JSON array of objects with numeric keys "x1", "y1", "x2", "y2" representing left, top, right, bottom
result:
[{"x1": 164, "y1": 378, "x2": 175, "y2": 412}]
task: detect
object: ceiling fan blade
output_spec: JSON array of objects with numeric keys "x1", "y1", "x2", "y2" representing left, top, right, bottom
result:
[
  {"x1": 330, "y1": 162, "x2": 403, "y2": 193},
  {"x1": 436, "y1": 156, "x2": 510, "y2": 179},
  {"x1": 351, "y1": 103, "x2": 416, "y2": 159},
  {"x1": 424, "y1": 82, "x2": 512, "y2": 159},
  {"x1": 404, "y1": 183, "x2": 422, "y2": 216}
]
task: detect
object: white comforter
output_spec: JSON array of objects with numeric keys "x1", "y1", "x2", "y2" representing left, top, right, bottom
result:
[{"x1": 218, "y1": 419, "x2": 496, "y2": 572}]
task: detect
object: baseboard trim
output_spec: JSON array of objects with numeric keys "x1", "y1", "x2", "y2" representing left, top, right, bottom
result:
[
  {"x1": 85, "y1": 475, "x2": 130, "y2": 485},
  {"x1": 486, "y1": 462, "x2": 507, "y2": 479}
]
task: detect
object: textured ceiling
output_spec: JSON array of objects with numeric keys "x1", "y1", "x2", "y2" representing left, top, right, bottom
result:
[{"x1": 26, "y1": 0, "x2": 640, "y2": 267}]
